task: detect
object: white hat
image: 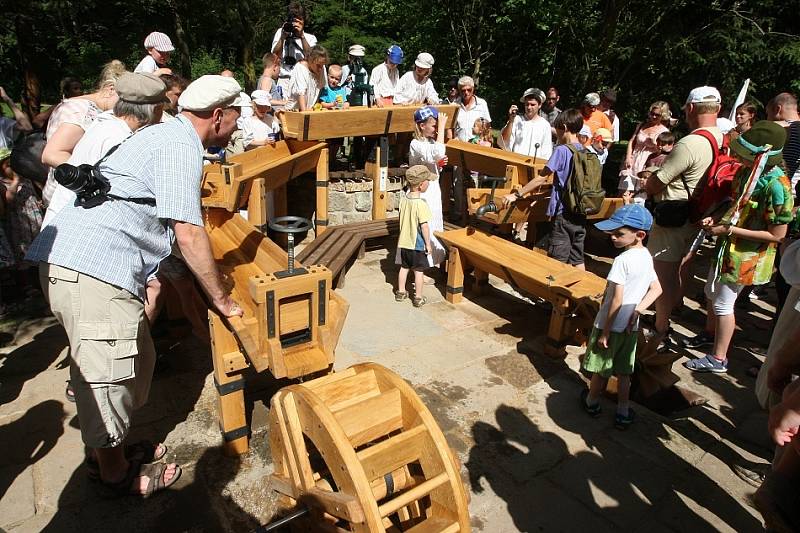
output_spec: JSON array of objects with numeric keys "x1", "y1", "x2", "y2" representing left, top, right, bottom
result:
[
  {"x1": 716, "y1": 117, "x2": 735, "y2": 134},
  {"x1": 348, "y1": 44, "x2": 365, "y2": 57},
  {"x1": 415, "y1": 52, "x2": 435, "y2": 69},
  {"x1": 685, "y1": 86, "x2": 721, "y2": 106},
  {"x1": 236, "y1": 92, "x2": 252, "y2": 107},
  {"x1": 251, "y1": 90, "x2": 271, "y2": 106},
  {"x1": 578, "y1": 125, "x2": 592, "y2": 137},
  {"x1": 520, "y1": 87, "x2": 545, "y2": 104},
  {"x1": 583, "y1": 92, "x2": 601, "y2": 106},
  {"x1": 143, "y1": 31, "x2": 175, "y2": 52},
  {"x1": 178, "y1": 75, "x2": 242, "y2": 112}
]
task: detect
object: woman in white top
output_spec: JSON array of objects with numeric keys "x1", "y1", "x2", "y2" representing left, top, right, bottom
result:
[
  {"x1": 285, "y1": 45, "x2": 328, "y2": 111},
  {"x1": 408, "y1": 106, "x2": 449, "y2": 269},
  {"x1": 498, "y1": 88, "x2": 553, "y2": 161},
  {"x1": 393, "y1": 53, "x2": 440, "y2": 106}
]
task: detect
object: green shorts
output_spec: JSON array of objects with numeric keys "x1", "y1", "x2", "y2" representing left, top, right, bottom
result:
[{"x1": 582, "y1": 327, "x2": 637, "y2": 378}]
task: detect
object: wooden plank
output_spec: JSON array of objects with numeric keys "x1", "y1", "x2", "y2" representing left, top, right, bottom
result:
[
  {"x1": 445, "y1": 139, "x2": 545, "y2": 186},
  {"x1": 316, "y1": 147, "x2": 329, "y2": 235},
  {"x1": 333, "y1": 389, "x2": 403, "y2": 448},
  {"x1": 377, "y1": 472, "x2": 449, "y2": 518},
  {"x1": 209, "y1": 313, "x2": 249, "y2": 456},
  {"x1": 309, "y1": 369, "x2": 381, "y2": 411},
  {"x1": 356, "y1": 424, "x2": 427, "y2": 481},
  {"x1": 403, "y1": 518, "x2": 460, "y2": 533}
]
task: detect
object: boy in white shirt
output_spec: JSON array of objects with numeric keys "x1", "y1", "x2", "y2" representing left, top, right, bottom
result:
[
  {"x1": 581, "y1": 204, "x2": 662, "y2": 429},
  {"x1": 243, "y1": 90, "x2": 281, "y2": 148},
  {"x1": 134, "y1": 32, "x2": 174, "y2": 76}
]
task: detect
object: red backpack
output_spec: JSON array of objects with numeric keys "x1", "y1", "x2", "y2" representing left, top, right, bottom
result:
[{"x1": 689, "y1": 129, "x2": 740, "y2": 222}]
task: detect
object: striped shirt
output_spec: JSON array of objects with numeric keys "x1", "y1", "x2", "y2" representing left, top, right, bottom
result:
[{"x1": 26, "y1": 115, "x2": 204, "y2": 299}]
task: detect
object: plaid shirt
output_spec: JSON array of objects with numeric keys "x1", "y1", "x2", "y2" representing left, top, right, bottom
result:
[{"x1": 26, "y1": 115, "x2": 204, "y2": 300}]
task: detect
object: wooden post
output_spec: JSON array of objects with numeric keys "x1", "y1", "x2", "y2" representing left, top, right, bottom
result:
[
  {"x1": 315, "y1": 147, "x2": 329, "y2": 235},
  {"x1": 369, "y1": 136, "x2": 388, "y2": 221},
  {"x1": 544, "y1": 296, "x2": 570, "y2": 358},
  {"x1": 472, "y1": 268, "x2": 489, "y2": 296},
  {"x1": 445, "y1": 247, "x2": 465, "y2": 303},
  {"x1": 209, "y1": 313, "x2": 249, "y2": 455},
  {"x1": 248, "y1": 178, "x2": 268, "y2": 228}
]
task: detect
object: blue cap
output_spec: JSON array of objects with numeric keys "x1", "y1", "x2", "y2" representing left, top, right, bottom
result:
[
  {"x1": 414, "y1": 106, "x2": 438, "y2": 123},
  {"x1": 594, "y1": 204, "x2": 653, "y2": 232},
  {"x1": 387, "y1": 44, "x2": 404, "y2": 64}
]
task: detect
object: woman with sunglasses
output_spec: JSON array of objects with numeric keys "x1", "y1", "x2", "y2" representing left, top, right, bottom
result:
[{"x1": 618, "y1": 101, "x2": 671, "y2": 204}]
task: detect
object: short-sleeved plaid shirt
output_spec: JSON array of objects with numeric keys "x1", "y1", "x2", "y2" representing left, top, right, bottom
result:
[{"x1": 26, "y1": 115, "x2": 204, "y2": 300}]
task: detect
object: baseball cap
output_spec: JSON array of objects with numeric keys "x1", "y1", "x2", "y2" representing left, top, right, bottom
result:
[
  {"x1": 594, "y1": 128, "x2": 613, "y2": 142},
  {"x1": 179, "y1": 75, "x2": 243, "y2": 112},
  {"x1": 583, "y1": 92, "x2": 601, "y2": 106},
  {"x1": 144, "y1": 31, "x2": 175, "y2": 52},
  {"x1": 414, "y1": 106, "x2": 438, "y2": 123},
  {"x1": 520, "y1": 87, "x2": 545, "y2": 104},
  {"x1": 684, "y1": 86, "x2": 721, "y2": 106},
  {"x1": 578, "y1": 125, "x2": 592, "y2": 138},
  {"x1": 115, "y1": 73, "x2": 169, "y2": 104},
  {"x1": 405, "y1": 165, "x2": 437, "y2": 186},
  {"x1": 348, "y1": 44, "x2": 365, "y2": 57},
  {"x1": 387, "y1": 45, "x2": 404, "y2": 65},
  {"x1": 251, "y1": 90, "x2": 271, "y2": 106},
  {"x1": 595, "y1": 203, "x2": 653, "y2": 232},
  {"x1": 415, "y1": 52, "x2": 435, "y2": 69}
]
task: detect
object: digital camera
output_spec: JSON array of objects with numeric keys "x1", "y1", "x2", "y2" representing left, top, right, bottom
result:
[{"x1": 54, "y1": 163, "x2": 111, "y2": 203}]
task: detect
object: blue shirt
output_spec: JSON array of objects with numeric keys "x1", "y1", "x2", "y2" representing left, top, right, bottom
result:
[
  {"x1": 545, "y1": 142, "x2": 584, "y2": 217},
  {"x1": 26, "y1": 115, "x2": 205, "y2": 299},
  {"x1": 319, "y1": 85, "x2": 348, "y2": 105}
]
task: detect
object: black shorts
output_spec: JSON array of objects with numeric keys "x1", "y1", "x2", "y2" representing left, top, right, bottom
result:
[
  {"x1": 536, "y1": 213, "x2": 586, "y2": 266},
  {"x1": 398, "y1": 248, "x2": 429, "y2": 271}
]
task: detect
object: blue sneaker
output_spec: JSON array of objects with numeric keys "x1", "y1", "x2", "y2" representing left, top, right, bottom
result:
[{"x1": 684, "y1": 354, "x2": 728, "y2": 373}]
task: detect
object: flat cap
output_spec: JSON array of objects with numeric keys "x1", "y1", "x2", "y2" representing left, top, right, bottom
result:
[
  {"x1": 115, "y1": 72, "x2": 168, "y2": 104},
  {"x1": 405, "y1": 164, "x2": 437, "y2": 186},
  {"x1": 178, "y1": 75, "x2": 243, "y2": 112},
  {"x1": 144, "y1": 31, "x2": 175, "y2": 52}
]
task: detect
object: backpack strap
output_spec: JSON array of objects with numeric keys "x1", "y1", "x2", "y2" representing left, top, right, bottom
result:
[{"x1": 689, "y1": 128, "x2": 724, "y2": 198}]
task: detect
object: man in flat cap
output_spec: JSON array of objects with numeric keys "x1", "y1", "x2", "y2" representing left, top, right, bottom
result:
[{"x1": 26, "y1": 75, "x2": 244, "y2": 498}]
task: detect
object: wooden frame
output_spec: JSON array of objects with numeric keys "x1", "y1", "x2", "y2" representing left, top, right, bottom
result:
[
  {"x1": 445, "y1": 139, "x2": 547, "y2": 187},
  {"x1": 269, "y1": 363, "x2": 470, "y2": 532},
  {"x1": 280, "y1": 105, "x2": 459, "y2": 141}
]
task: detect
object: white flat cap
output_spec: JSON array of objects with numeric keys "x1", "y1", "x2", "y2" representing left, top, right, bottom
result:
[
  {"x1": 144, "y1": 31, "x2": 175, "y2": 52},
  {"x1": 178, "y1": 75, "x2": 243, "y2": 112},
  {"x1": 415, "y1": 52, "x2": 435, "y2": 69}
]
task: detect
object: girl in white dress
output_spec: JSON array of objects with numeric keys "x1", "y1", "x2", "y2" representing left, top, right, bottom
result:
[{"x1": 408, "y1": 106, "x2": 449, "y2": 271}]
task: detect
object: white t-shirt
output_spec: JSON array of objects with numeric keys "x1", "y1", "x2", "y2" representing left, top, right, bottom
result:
[
  {"x1": 453, "y1": 96, "x2": 492, "y2": 142},
  {"x1": 134, "y1": 55, "x2": 158, "y2": 74},
  {"x1": 595, "y1": 247, "x2": 657, "y2": 332},
  {"x1": 393, "y1": 71, "x2": 440, "y2": 106},
  {"x1": 369, "y1": 63, "x2": 399, "y2": 100},
  {"x1": 604, "y1": 109, "x2": 620, "y2": 142},
  {"x1": 409, "y1": 137, "x2": 446, "y2": 177},
  {"x1": 285, "y1": 63, "x2": 323, "y2": 111},
  {"x1": 498, "y1": 115, "x2": 553, "y2": 160},
  {"x1": 242, "y1": 115, "x2": 281, "y2": 146},
  {"x1": 43, "y1": 111, "x2": 132, "y2": 227},
  {"x1": 271, "y1": 29, "x2": 318, "y2": 77}
]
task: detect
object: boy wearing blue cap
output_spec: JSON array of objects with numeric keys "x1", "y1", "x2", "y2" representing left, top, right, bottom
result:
[
  {"x1": 581, "y1": 204, "x2": 662, "y2": 429},
  {"x1": 370, "y1": 45, "x2": 403, "y2": 107}
]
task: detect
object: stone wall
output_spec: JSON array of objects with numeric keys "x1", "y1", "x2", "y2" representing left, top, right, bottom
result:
[{"x1": 327, "y1": 168, "x2": 407, "y2": 226}]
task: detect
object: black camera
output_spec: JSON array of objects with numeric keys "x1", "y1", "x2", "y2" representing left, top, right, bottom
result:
[
  {"x1": 54, "y1": 163, "x2": 111, "y2": 204},
  {"x1": 282, "y1": 19, "x2": 294, "y2": 34}
]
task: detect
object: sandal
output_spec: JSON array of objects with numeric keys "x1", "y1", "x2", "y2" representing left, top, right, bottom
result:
[
  {"x1": 412, "y1": 296, "x2": 428, "y2": 308},
  {"x1": 65, "y1": 381, "x2": 76, "y2": 403},
  {"x1": 684, "y1": 354, "x2": 728, "y2": 373},
  {"x1": 395, "y1": 291, "x2": 408, "y2": 302},
  {"x1": 86, "y1": 441, "x2": 168, "y2": 481},
  {"x1": 97, "y1": 460, "x2": 181, "y2": 499}
]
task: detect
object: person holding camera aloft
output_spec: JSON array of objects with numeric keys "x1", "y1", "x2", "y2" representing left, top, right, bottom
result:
[
  {"x1": 271, "y1": 2, "x2": 317, "y2": 93},
  {"x1": 498, "y1": 87, "x2": 553, "y2": 161}
]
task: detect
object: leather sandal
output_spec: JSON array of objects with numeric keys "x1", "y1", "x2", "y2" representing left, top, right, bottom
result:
[
  {"x1": 85, "y1": 441, "x2": 167, "y2": 481},
  {"x1": 97, "y1": 460, "x2": 181, "y2": 499}
]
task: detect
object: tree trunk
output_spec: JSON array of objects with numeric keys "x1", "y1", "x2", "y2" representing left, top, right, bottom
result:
[
  {"x1": 15, "y1": 14, "x2": 40, "y2": 120},
  {"x1": 236, "y1": 0, "x2": 257, "y2": 92},
  {"x1": 168, "y1": 0, "x2": 193, "y2": 78}
]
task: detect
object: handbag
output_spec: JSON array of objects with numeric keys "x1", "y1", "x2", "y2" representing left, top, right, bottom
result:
[
  {"x1": 11, "y1": 131, "x2": 48, "y2": 184},
  {"x1": 651, "y1": 175, "x2": 691, "y2": 227}
]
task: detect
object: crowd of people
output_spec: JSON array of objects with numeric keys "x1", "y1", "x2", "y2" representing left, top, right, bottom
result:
[{"x1": 0, "y1": 5, "x2": 798, "y2": 528}]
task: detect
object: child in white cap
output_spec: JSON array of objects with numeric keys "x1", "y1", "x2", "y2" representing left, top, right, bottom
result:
[
  {"x1": 393, "y1": 53, "x2": 440, "y2": 105},
  {"x1": 134, "y1": 31, "x2": 175, "y2": 76}
]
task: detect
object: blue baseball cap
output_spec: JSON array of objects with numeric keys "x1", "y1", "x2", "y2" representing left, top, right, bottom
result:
[
  {"x1": 414, "y1": 105, "x2": 438, "y2": 123},
  {"x1": 594, "y1": 203, "x2": 653, "y2": 232},
  {"x1": 387, "y1": 45, "x2": 404, "y2": 65}
]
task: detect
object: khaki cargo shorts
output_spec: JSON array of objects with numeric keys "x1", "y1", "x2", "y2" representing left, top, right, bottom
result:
[
  {"x1": 40, "y1": 263, "x2": 155, "y2": 448},
  {"x1": 646, "y1": 223, "x2": 697, "y2": 263}
]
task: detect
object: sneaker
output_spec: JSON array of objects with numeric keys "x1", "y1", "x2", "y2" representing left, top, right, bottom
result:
[
  {"x1": 654, "y1": 328, "x2": 675, "y2": 353},
  {"x1": 684, "y1": 354, "x2": 728, "y2": 373},
  {"x1": 580, "y1": 389, "x2": 601, "y2": 418},
  {"x1": 679, "y1": 331, "x2": 715, "y2": 350},
  {"x1": 614, "y1": 408, "x2": 636, "y2": 430}
]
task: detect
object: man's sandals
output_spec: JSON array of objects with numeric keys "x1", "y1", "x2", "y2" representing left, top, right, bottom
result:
[
  {"x1": 97, "y1": 460, "x2": 182, "y2": 499},
  {"x1": 85, "y1": 440, "x2": 168, "y2": 481}
]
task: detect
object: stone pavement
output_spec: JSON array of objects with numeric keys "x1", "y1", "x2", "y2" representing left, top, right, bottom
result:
[{"x1": 0, "y1": 238, "x2": 774, "y2": 532}]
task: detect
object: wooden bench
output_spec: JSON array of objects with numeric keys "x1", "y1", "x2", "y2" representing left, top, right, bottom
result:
[
  {"x1": 436, "y1": 226, "x2": 606, "y2": 356},
  {"x1": 297, "y1": 219, "x2": 461, "y2": 288}
]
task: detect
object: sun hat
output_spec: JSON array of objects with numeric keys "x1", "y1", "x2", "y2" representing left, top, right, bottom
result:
[
  {"x1": 595, "y1": 203, "x2": 654, "y2": 232},
  {"x1": 405, "y1": 165, "x2": 437, "y2": 186},
  {"x1": 730, "y1": 120, "x2": 785, "y2": 167},
  {"x1": 143, "y1": 31, "x2": 175, "y2": 52},
  {"x1": 178, "y1": 75, "x2": 243, "y2": 112},
  {"x1": 115, "y1": 73, "x2": 169, "y2": 104},
  {"x1": 415, "y1": 53, "x2": 435, "y2": 69},
  {"x1": 387, "y1": 45, "x2": 404, "y2": 65},
  {"x1": 348, "y1": 44, "x2": 365, "y2": 57},
  {"x1": 520, "y1": 88, "x2": 545, "y2": 104},
  {"x1": 414, "y1": 106, "x2": 438, "y2": 123}
]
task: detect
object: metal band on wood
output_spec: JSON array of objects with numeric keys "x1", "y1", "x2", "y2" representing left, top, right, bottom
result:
[
  {"x1": 214, "y1": 376, "x2": 245, "y2": 396},
  {"x1": 446, "y1": 286, "x2": 464, "y2": 294},
  {"x1": 267, "y1": 290, "x2": 276, "y2": 338},
  {"x1": 222, "y1": 426, "x2": 249, "y2": 442},
  {"x1": 383, "y1": 111, "x2": 393, "y2": 135},
  {"x1": 315, "y1": 218, "x2": 328, "y2": 226},
  {"x1": 318, "y1": 280, "x2": 327, "y2": 325},
  {"x1": 315, "y1": 181, "x2": 329, "y2": 187},
  {"x1": 302, "y1": 115, "x2": 311, "y2": 140}
]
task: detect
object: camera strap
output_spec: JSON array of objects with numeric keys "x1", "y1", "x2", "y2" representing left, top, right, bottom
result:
[{"x1": 89, "y1": 135, "x2": 156, "y2": 207}]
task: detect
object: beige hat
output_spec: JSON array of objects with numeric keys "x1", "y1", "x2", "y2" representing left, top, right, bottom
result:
[
  {"x1": 405, "y1": 165, "x2": 437, "y2": 186},
  {"x1": 415, "y1": 52, "x2": 435, "y2": 69},
  {"x1": 115, "y1": 72, "x2": 169, "y2": 104},
  {"x1": 178, "y1": 75, "x2": 243, "y2": 112},
  {"x1": 348, "y1": 44, "x2": 365, "y2": 57},
  {"x1": 143, "y1": 31, "x2": 175, "y2": 52},
  {"x1": 594, "y1": 128, "x2": 613, "y2": 142}
]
